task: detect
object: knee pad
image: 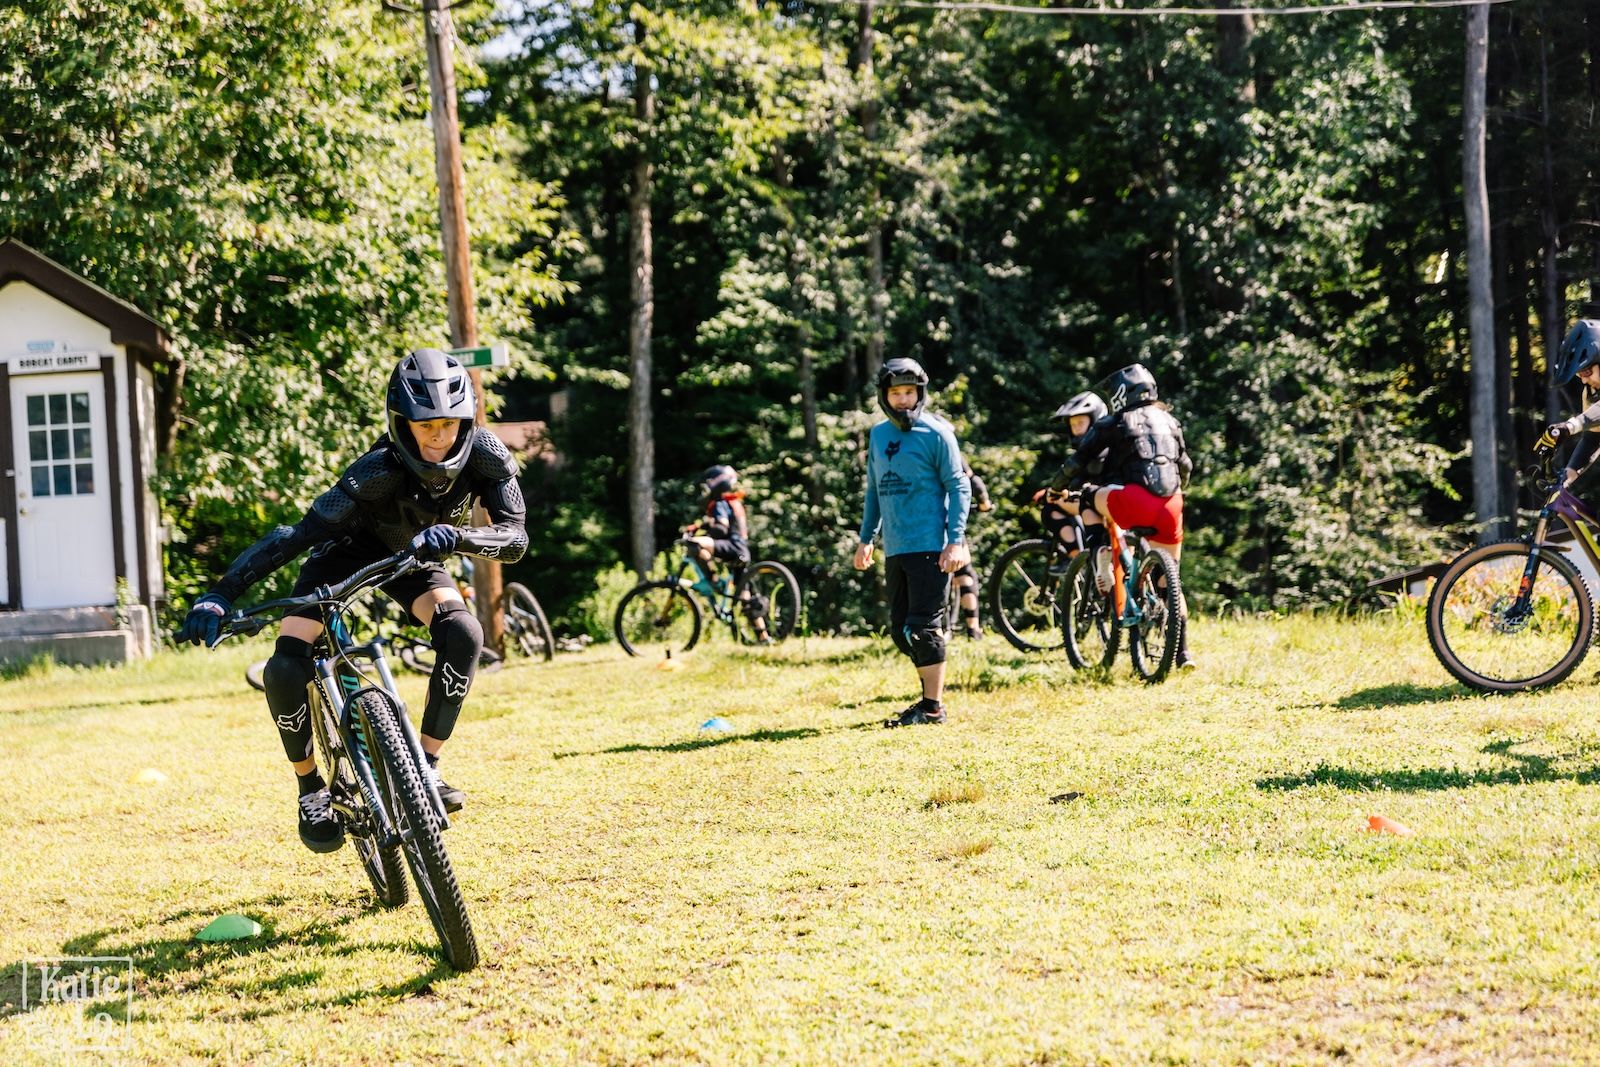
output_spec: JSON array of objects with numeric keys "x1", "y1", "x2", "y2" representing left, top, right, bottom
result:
[
  {"x1": 263, "y1": 637, "x2": 316, "y2": 763},
  {"x1": 1042, "y1": 505, "x2": 1075, "y2": 545},
  {"x1": 429, "y1": 600, "x2": 483, "y2": 657},
  {"x1": 902, "y1": 618, "x2": 946, "y2": 668}
]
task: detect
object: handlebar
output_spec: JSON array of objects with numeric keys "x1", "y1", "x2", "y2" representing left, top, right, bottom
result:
[{"x1": 179, "y1": 552, "x2": 423, "y2": 648}]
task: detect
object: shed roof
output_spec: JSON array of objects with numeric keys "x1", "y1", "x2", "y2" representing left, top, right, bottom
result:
[{"x1": 0, "y1": 239, "x2": 173, "y2": 367}]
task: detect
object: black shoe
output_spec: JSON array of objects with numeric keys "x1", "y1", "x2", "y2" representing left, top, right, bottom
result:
[
  {"x1": 1177, "y1": 649, "x2": 1197, "y2": 670},
  {"x1": 963, "y1": 626, "x2": 983, "y2": 641},
  {"x1": 1047, "y1": 551, "x2": 1074, "y2": 577},
  {"x1": 425, "y1": 762, "x2": 465, "y2": 813},
  {"x1": 885, "y1": 699, "x2": 946, "y2": 728},
  {"x1": 297, "y1": 787, "x2": 345, "y2": 853}
]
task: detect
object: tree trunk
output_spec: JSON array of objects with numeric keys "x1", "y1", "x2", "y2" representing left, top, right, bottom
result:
[
  {"x1": 776, "y1": 148, "x2": 823, "y2": 507},
  {"x1": 628, "y1": 23, "x2": 656, "y2": 577},
  {"x1": 858, "y1": 0, "x2": 884, "y2": 392},
  {"x1": 1538, "y1": 25, "x2": 1564, "y2": 423},
  {"x1": 1215, "y1": 0, "x2": 1257, "y2": 104},
  {"x1": 1464, "y1": 3, "x2": 1502, "y2": 541}
]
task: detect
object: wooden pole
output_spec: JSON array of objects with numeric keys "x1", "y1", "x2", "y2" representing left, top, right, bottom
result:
[{"x1": 422, "y1": 0, "x2": 504, "y2": 649}]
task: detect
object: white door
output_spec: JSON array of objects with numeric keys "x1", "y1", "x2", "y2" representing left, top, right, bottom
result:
[{"x1": 11, "y1": 372, "x2": 116, "y2": 608}]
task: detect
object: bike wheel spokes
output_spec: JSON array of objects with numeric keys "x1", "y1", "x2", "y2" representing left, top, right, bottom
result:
[
  {"x1": 355, "y1": 690, "x2": 479, "y2": 970},
  {"x1": 614, "y1": 580, "x2": 703, "y2": 657},
  {"x1": 502, "y1": 581, "x2": 555, "y2": 662},
  {"x1": 1129, "y1": 550, "x2": 1182, "y2": 683},
  {"x1": 1062, "y1": 551, "x2": 1119, "y2": 669},
  {"x1": 990, "y1": 539, "x2": 1066, "y2": 652},
  {"x1": 1427, "y1": 541, "x2": 1594, "y2": 692},
  {"x1": 314, "y1": 687, "x2": 406, "y2": 908},
  {"x1": 733, "y1": 562, "x2": 801, "y2": 645}
]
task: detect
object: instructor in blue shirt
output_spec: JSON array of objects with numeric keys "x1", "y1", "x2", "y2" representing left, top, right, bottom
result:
[{"x1": 853, "y1": 357, "x2": 972, "y2": 727}]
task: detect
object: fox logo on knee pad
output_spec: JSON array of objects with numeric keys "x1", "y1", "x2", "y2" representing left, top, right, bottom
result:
[{"x1": 439, "y1": 661, "x2": 470, "y2": 700}]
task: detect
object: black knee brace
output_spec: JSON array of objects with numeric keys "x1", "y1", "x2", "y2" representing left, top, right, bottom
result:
[
  {"x1": 1042, "y1": 505, "x2": 1078, "y2": 550},
  {"x1": 423, "y1": 601, "x2": 482, "y2": 742},
  {"x1": 902, "y1": 615, "x2": 946, "y2": 668},
  {"x1": 263, "y1": 636, "x2": 316, "y2": 763}
]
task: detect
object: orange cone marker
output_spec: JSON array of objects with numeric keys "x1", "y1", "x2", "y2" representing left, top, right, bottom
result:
[{"x1": 1366, "y1": 814, "x2": 1415, "y2": 837}]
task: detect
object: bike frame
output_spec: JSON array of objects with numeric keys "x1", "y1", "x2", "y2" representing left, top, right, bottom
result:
[
  {"x1": 1518, "y1": 478, "x2": 1600, "y2": 607},
  {"x1": 669, "y1": 543, "x2": 741, "y2": 624},
  {"x1": 1100, "y1": 517, "x2": 1150, "y2": 629}
]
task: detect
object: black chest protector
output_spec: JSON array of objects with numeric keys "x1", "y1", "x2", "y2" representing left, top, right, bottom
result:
[{"x1": 1113, "y1": 405, "x2": 1189, "y2": 497}]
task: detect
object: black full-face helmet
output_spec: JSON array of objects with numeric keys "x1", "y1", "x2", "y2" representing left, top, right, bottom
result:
[
  {"x1": 877, "y1": 357, "x2": 930, "y2": 431},
  {"x1": 698, "y1": 464, "x2": 739, "y2": 500},
  {"x1": 1096, "y1": 363, "x2": 1159, "y2": 415},
  {"x1": 1052, "y1": 390, "x2": 1108, "y2": 442},
  {"x1": 387, "y1": 348, "x2": 477, "y2": 497},
  {"x1": 1554, "y1": 320, "x2": 1600, "y2": 386}
]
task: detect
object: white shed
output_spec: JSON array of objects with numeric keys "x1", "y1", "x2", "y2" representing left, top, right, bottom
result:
[{"x1": 0, "y1": 239, "x2": 179, "y2": 666}]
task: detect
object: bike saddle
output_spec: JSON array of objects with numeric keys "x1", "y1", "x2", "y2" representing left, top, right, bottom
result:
[{"x1": 1128, "y1": 525, "x2": 1160, "y2": 540}]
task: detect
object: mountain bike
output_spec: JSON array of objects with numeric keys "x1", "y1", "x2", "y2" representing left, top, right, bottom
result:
[
  {"x1": 201, "y1": 552, "x2": 479, "y2": 970},
  {"x1": 1059, "y1": 503, "x2": 1183, "y2": 683},
  {"x1": 1427, "y1": 448, "x2": 1599, "y2": 693},
  {"x1": 613, "y1": 538, "x2": 801, "y2": 656},
  {"x1": 987, "y1": 532, "x2": 1074, "y2": 653},
  {"x1": 501, "y1": 581, "x2": 555, "y2": 663}
]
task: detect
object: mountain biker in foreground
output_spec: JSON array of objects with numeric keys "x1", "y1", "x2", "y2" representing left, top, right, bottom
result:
[{"x1": 177, "y1": 349, "x2": 527, "y2": 851}]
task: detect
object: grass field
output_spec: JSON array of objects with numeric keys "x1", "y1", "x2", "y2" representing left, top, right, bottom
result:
[{"x1": 5, "y1": 615, "x2": 1600, "y2": 1065}]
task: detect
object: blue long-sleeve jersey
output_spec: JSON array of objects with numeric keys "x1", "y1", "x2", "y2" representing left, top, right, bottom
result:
[{"x1": 858, "y1": 412, "x2": 971, "y2": 556}]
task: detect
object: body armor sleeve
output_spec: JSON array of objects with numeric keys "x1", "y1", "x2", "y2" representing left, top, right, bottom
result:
[
  {"x1": 1051, "y1": 416, "x2": 1118, "y2": 491},
  {"x1": 454, "y1": 435, "x2": 528, "y2": 563},
  {"x1": 212, "y1": 512, "x2": 334, "y2": 603}
]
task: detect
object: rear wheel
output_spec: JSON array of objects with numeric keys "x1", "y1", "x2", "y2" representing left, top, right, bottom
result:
[
  {"x1": 355, "y1": 689, "x2": 478, "y2": 970},
  {"x1": 1426, "y1": 539, "x2": 1594, "y2": 693},
  {"x1": 989, "y1": 538, "x2": 1067, "y2": 652},
  {"x1": 733, "y1": 562, "x2": 802, "y2": 645},
  {"x1": 614, "y1": 580, "x2": 703, "y2": 657},
  {"x1": 1128, "y1": 548, "x2": 1182, "y2": 684},
  {"x1": 1062, "y1": 550, "x2": 1119, "y2": 670},
  {"x1": 502, "y1": 582, "x2": 555, "y2": 662}
]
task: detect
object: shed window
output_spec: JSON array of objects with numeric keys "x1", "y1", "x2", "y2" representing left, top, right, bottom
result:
[{"x1": 26, "y1": 391, "x2": 94, "y2": 496}]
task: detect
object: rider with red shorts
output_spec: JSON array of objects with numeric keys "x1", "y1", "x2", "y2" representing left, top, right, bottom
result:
[{"x1": 1050, "y1": 363, "x2": 1195, "y2": 669}]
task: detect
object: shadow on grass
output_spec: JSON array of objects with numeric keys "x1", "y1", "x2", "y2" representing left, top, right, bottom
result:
[
  {"x1": 553, "y1": 726, "x2": 824, "y2": 759},
  {"x1": 1, "y1": 893, "x2": 451, "y2": 1027},
  {"x1": 1257, "y1": 739, "x2": 1600, "y2": 792},
  {"x1": 1334, "y1": 683, "x2": 1469, "y2": 710}
]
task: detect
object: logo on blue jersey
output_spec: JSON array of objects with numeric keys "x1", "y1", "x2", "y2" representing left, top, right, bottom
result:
[{"x1": 885, "y1": 440, "x2": 901, "y2": 461}]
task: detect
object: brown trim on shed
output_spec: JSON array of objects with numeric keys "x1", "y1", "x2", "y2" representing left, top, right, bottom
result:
[
  {"x1": 0, "y1": 364, "x2": 17, "y2": 608},
  {"x1": 101, "y1": 355, "x2": 127, "y2": 586},
  {"x1": 129, "y1": 366, "x2": 152, "y2": 609}
]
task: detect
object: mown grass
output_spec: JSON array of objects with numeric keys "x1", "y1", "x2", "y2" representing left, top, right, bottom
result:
[{"x1": 5, "y1": 615, "x2": 1600, "y2": 1064}]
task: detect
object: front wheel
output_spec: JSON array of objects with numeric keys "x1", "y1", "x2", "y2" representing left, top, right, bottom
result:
[
  {"x1": 355, "y1": 689, "x2": 478, "y2": 970},
  {"x1": 311, "y1": 684, "x2": 405, "y2": 908},
  {"x1": 502, "y1": 582, "x2": 555, "y2": 662},
  {"x1": 614, "y1": 580, "x2": 703, "y2": 657},
  {"x1": 1128, "y1": 548, "x2": 1182, "y2": 684},
  {"x1": 988, "y1": 538, "x2": 1067, "y2": 652},
  {"x1": 1062, "y1": 550, "x2": 1119, "y2": 670},
  {"x1": 733, "y1": 562, "x2": 802, "y2": 645},
  {"x1": 1426, "y1": 539, "x2": 1595, "y2": 693}
]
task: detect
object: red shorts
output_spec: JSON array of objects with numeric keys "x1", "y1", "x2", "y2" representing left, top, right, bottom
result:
[{"x1": 1102, "y1": 484, "x2": 1183, "y2": 544}]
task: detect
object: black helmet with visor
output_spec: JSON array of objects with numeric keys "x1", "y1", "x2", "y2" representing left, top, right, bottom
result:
[
  {"x1": 1096, "y1": 363, "x2": 1159, "y2": 415},
  {"x1": 877, "y1": 357, "x2": 930, "y2": 431},
  {"x1": 387, "y1": 347, "x2": 477, "y2": 497}
]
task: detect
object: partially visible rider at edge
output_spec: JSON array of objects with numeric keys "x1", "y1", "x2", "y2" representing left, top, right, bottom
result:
[
  {"x1": 176, "y1": 349, "x2": 528, "y2": 852},
  {"x1": 1538, "y1": 322, "x2": 1600, "y2": 494},
  {"x1": 951, "y1": 456, "x2": 992, "y2": 640},
  {"x1": 680, "y1": 463, "x2": 771, "y2": 643},
  {"x1": 1050, "y1": 363, "x2": 1196, "y2": 670},
  {"x1": 1036, "y1": 389, "x2": 1107, "y2": 577}
]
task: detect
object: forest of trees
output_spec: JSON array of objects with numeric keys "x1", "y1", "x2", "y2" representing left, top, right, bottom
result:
[{"x1": 4, "y1": 0, "x2": 1598, "y2": 634}]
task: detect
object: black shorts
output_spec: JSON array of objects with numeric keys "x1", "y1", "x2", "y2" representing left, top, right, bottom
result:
[
  {"x1": 287, "y1": 540, "x2": 457, "y2": 626},
  {"x1": 710, "y1": 538, "x2": 751, "y2": 565}
]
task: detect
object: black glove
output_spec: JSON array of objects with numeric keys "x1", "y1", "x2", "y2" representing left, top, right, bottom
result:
[
  {"x1": 178, "y1": 593, "x2": 230, "y2": 647},
  {"x1": 1536, "y1": 422, "x2": 1576, "y2": 456},
  {"x1": 410, "y1": 523, "x2": 461, "y2": 562}
]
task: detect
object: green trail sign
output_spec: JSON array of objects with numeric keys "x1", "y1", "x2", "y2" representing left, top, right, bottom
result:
[{"x1": 447, "y1": 342, "x2": 510, "y2": 369}]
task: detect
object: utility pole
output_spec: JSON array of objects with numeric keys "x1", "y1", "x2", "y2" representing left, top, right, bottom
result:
[{"x1": 418, "y1": 0, "x2": 504, "y2": 648}]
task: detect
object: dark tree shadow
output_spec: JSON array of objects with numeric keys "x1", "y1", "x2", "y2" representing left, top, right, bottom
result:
[
  {"x1": 1257, "y1": 739, "x2": 1600, "y2": 792},
  {"x1": 2, "y1": 892, "x2": 452, "y2": 1028},
  {"x1": 553, "y1": 726, "x2": 823, "y2": 759},
  {"x1": 1334, "y1": 683, "x2": 1471, "y2": 710}
]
